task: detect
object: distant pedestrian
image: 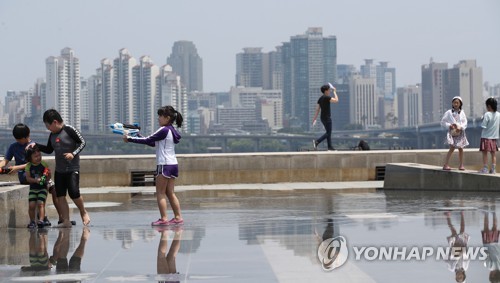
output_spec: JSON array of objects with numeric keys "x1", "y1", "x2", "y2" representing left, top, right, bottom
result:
[
  {"x1": 478, "y1": 97, "x2": 500, "y2": 174},
  {"x1": 34, "y1": 109, "x2": 90, "y2": 227},
  {"x1": 312, "y1": 83, "x2": 339, "y2": 151},
  {"x1": 441, "y1": 96, "x2": 469, "y2": 170},
  {"x1": 357, "y1": 140, "x2": 370, "y2": 151},
  {"x1": 124, "y1": 105, "x2": 184, "y2": 226}
]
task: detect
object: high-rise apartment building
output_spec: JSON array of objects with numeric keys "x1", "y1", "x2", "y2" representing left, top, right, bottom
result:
[
  {"x1": 156, "y1": 65, "x2": 188, "y2": 133},
  {"x1": 397, "y1": 85, "x2": 422, "y2": 127},
  {"x1": 349, "y1": 74, "x2": 377, "y2": 128},
  {"x1": 421, "y1": 59, "x2": 448, "y2": 123},
  {"x1": 281, "y1": 27, "x2": 337, "y2": 130},
  {"x1": 377, "y1": 62, "x2": 396, "y2": 99},
  {"x1": 236, "y1": 48, "x2": 263, "y2": 88},
  {"x1": 45, "y1": 47, "x2": 81, "y2": 129},
  {"x1": 113, "y1": 48, "x2": 137, "y2": 124},
  {"x1": 132, "y1": 56, "x2": 159, "y2": 134},
  {"x1": 167, "y1": 41, "x2": 203, "y2": 93},
  {"x1": 80, "y1": 79, "x2": 89, "y2": 131},
  {"x1": 422, "y1": 59, "x2": 483, "y2": 123},
  {"x1": 443, "y1": 60, "x2": 483, "y2": 119}
]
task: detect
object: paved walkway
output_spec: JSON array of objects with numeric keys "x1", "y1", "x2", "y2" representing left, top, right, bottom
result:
[{"x1": 80, "y1": 181, "x2": 384, "y2": 194}]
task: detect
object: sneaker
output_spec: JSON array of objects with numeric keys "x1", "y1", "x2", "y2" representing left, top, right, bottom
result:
[
  {"x1": 37, "y1": 220, "x2": 45, "y2": 228},
  {"x1": 328, "y1": 147, "x2": 336, "y2": 151},
  {"x1": 490, "y1": 166, "x2": 496, "y2": 174},
  {"x1": 43, "y1": 216, "x2": 51, "y2": 227},
  {"x1": 312, "y1": 140, "x2": 317, "y2": 150},
  {"x1": 168, "y1": 218, "x2": 184, "y2": 225},
  {"x1": 151, "y1": 218, "x2": 169, "y2": 226},
  {"x1": 27, "y1": 221, "x2": 36, "y2": 229},
  {"x1": 479, "y1": 166, "x2": 489, "y2": 174}
]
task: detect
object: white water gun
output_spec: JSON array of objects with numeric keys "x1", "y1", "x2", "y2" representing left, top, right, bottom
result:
[{"x1": 109, "y1": 123, "x2": 141, "y2": 137}]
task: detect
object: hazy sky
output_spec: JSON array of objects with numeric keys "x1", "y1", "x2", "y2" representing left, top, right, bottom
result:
[{"x1": 0, "y1": 0, "x2": 499, "y2": 100}]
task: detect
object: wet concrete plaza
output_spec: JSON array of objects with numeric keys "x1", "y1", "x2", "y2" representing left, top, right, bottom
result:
[{"x1": 2, "y1": 184, "x2": 500, "y2": 282}]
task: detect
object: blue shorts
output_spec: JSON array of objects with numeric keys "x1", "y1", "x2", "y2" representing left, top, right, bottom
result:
[{"x1": 156, "y1": 165, "x2": 178, "y2": 179}]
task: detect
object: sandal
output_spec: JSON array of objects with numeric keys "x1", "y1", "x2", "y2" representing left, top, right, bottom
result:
[
  {"x1": 442, "y1": 165, "x2": 451, "y2": 170},
  {"x1": 458, "y1": 165, "x2": 465, "y2": 171}
]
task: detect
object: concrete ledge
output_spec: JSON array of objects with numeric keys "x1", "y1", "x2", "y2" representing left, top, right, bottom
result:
[
  {"x1": 0, "y1": 183, "x2": 29, "y2": 228},
  {"x1": 383, "y1": 163, "x2": 500, "y2": 191}
]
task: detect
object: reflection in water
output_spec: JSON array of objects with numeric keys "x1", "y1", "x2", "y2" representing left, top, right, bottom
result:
[
  {"x1": 20, "y1": 229, "x2": 50, "y2": 276},
  {"x1": 445, "y1": 211, "x2": 469, "y2": 283},
  {"x1": 482, "y1": 206, "x2": 500, "y2": 282},
  {"x1": 52, "y1": 227, "x2": 90, "y2": 275},
  {"x1": 156, "y1": 226, "x2": 183, "y2": 282}
]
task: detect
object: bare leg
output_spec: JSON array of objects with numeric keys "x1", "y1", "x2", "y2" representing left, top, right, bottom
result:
[
  {"x1": 459, "y1": 211, "x2": 465, "y2": 234},
  {"x1": 166, "y1": 178, "x2": 182, "y2": 220},
  {"x1": 37, "y1": 202, "x2": 45, "y2": 222},
  {"x1": 28, "y1": 202, "x2": 36, "y2": 222},
  {"x1": 72, "y1": 196, "x2": 90, "y2": 226},
  {"x1": 444, "y1": 147, "x2": 455, "y2": 167},
  {"x1": 56, "y1": 196, "x2": 72, "y2": 228},
  {"x1": 50, "y1": 190, "x2": 63, "y2": 222},
  {"x1": 445, "y1": 212, "x2": 458, "y2": 236},
  {"x1": 458, "y1": 149, "x2": 464, "y2": 167},
  {"x1": 483, "y1": 151, "x2": 489, "y2": 167},
  {"x1": 155, "y1": 175, "x2": 169, "y2": 221},
  {"x1": 491, "y1": 152, "x2": 497, "y2": 169}
]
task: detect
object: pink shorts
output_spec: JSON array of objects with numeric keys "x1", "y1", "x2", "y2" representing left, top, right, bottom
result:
[{"x1": 479, "y1": 138, "x2": 498, "y2": 152}]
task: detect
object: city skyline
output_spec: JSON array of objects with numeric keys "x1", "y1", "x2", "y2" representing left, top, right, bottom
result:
[{"x1": 1, "y1": 0, "x2": 499, "y2": 100}]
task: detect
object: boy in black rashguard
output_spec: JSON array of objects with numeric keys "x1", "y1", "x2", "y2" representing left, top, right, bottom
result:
[{"x1": 35, "y1": 109, "x2": 90, "y2": 228}]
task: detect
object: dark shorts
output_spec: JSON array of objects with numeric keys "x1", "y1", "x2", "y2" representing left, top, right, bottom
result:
[
  {"x1": 479, "y1": 138, "x2": 498, "y2": 152},
  {"x1": 156, "y1": 165, "x2": 178, "y2": 179},
  {"x1": 55, "y1": 171, "x2": 80, "y2": 199},
  {"x1": 56, "y1": 256, "x2": 81, "y2": 272}
]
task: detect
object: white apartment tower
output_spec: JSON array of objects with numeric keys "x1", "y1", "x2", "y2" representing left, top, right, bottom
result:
[
  {"x1": 421, "y1": 60, "x2": 448, "y2": 123},
  {"x1": 87, "y1": 58, "x2": 115, "y2": 134},
  {"x1": 349, "y1": 74, "x2": 378, "y2": 128},
  {"x1": 45, "y1": 47, "x2": 81, "y2": 129},
  {"x1": 156, "y1": 65, "x2": 188, "y2": 132},
  {"x1": 113, "y1": 48, "x2": 137, "y2": 124},
  {"x1": 397, "y1": 85, "x2": 422, "y2": 127},
  {"x1": 132, "y1": 56, "x2": 159, "y2": 134}
]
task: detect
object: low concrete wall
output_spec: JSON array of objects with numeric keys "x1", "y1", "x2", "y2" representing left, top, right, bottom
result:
[
  {"x1": 384, "y1": 163, "x2": 500, "y2": 191},
  {"x1": 0, "y1": 149, "x2": 485, "y2": 188}
]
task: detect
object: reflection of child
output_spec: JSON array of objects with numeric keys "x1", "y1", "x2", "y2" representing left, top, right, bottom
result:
[
  {"x1": 482, "y1": 210, "x2": 500, "y2": 282},
  {"x1": 20, "y1": 230, "x2": 49, "y2": 274},
  {"x1": 157, "y1": 227, "x2": 183, "y2": 276},
  {"x1": 445, "y1": 211, "x2": 470, "y2": 283},
  {"x1": 441, "y1": 96, "x2": 469, "y2": 171},
  {"x1": 478, "y1": 98, "x2": 500, "y2": 174},
  {"x1": 25, "y1": 145, "x2": 52, "y2": 228},
  {"x1": 51, "y1": 227, "x2": 90, "y2": 274}
]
